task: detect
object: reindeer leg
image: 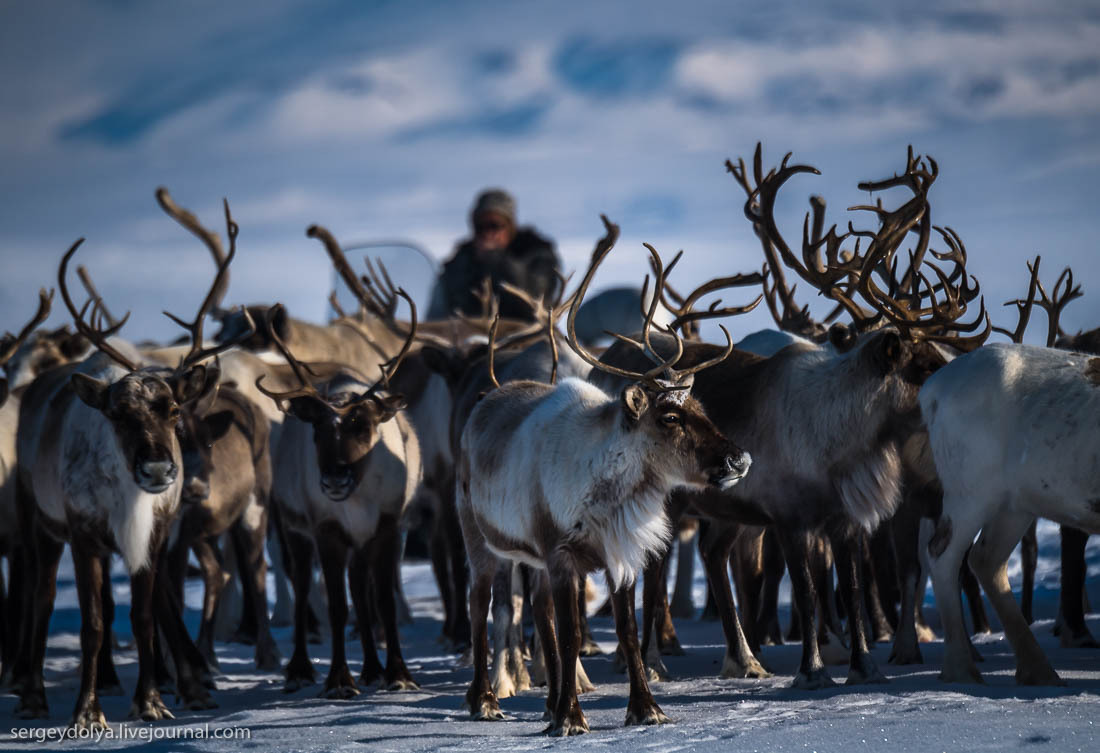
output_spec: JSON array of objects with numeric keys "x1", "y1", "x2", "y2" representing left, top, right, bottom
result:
[
  {"x1": 961, "y1": 548, "x2": 991, "y2": 637},
  {"x1": 700, "y1": 521, "x2": 770, "y2": 679},
  {"x1": 546, "y1": 553, "x2": 587, "y2": 736},
  {"x1": 578, "y1": 572, "x2": 601, "y2": 656},
  {"x1": 266, "y1": 503, "x2": 294, "y2": 628},
  {"x1": 348, "y1": 546, "x2": 384, "y2": 685},
  {"x1": 779, "y1": 528, "x2": 834, "y2": 689},
  {"x1": 152, "y1": 562, "x2": 217, "y2": 709},
  {"x1": 970, "y1": 510, "x2": 1064, "y2": 686},
  {"x1": 613, "y1": 578, "x2": 670, "y2": 727},
  {"x1": 283, "y1": 528, "x2": 317, "y2": 692},
  {"x1": 1020, "y1": 520, "x2": 1038, "y2": 626},
  {"x1": 69, "y1": 543, "x2": 108, "y2": 730},
  {"x1": 929, "y1": 509, "x2": 985, "y2": 684},
  {"x1": 640, "y1": 549, "x2": 670, "y2": 681},
  {"x1": 828, "y1": 527, "x2": 887, "y2": 685},
  {"x1": 731, "y1": 527, "x2": 765, "y2": 654},
  {"x1": 369, "y1": 516, "x2": 417, "y2": 690},
  {"x1": 889, "y1": 490, "x2": 925, "y2": 664},
  {"x1": 655, "y1": 550, "x2": 684, "y2": 657},
  {"x1": 315, "y1": 525, "x2": 357, "y2": 699},
  {"x1": 230, "y1": 515, "x2": 281, "y2": 670},
  {"x1": 1058, "y1": 526, "x2": 1097, "y2": 647},
  {"x1": 670, "y1": 526, "x2": 698, "y2": 619},
  {"x1": 130, "y1": 563, "x2": 174, "y2": 721},
  {"x1": 0, "y1": 542, "x2": 26, "y2": 686},
  {"x1": 443, "y1": 495, "x2": 471, "y2": 652},
  {"x1": 863, "y1": 530, "x2": 896, "y2": 643},
  {"x1": 530, "y1": 570, "x2": 560, "y2": 721},
  {"x1": 15, "y1": 524, "x2": 63, "y2": 719},
  {"x1": 463, "y1": 552, "x2": 502, "y2": 719},
  {"x1": 758, "y1": 528, "x2": 785, "y2": 646},
  {"x1": 96, "y1": 555, "x2": 123, "y2": 695},
  {"x1": 193, "y1": 537, "x2": 228, "y2": 670},
  {"x1": 491, "y1": 562, "x2": 519, "y2": 698},
  {"x1": 430, "y1": 512, "x2": 455, "y2": 645}
]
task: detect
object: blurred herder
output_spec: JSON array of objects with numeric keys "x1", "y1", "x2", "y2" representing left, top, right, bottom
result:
[{"x1": 428, "y1": 189, "x2": 561, "y2": 321}]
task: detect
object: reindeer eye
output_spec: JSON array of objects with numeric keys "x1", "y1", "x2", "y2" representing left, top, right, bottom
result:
[{"x1": 660, "y1": 413, "x2": 681, "y2": 426}]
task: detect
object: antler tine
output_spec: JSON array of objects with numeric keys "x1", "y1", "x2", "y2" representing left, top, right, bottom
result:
[
  {"x1": 253, "y1": 304, "x2": 322, "y2": 405},
  {"x1": 156, "y1": 188, "x2": 232, "y2": 312},
  {"x1": 0, "y1": 288, "x2": 54, "y2": 366},
  {"x1": 486, "y1": 312, "x2": 502, "y2": 390},
  {"x1": 362, "y1": 288, "x2": 419, "y2": 402},
  {"x1": 362, "y1": 257, "x2": 399, "y2": 317},
  {"x1": 163, "y1": 198, "x2": 249, "y2": 370},
  {"x1": 1034, "y1": 264, "x2": 1083, "y2": 347},
  {"x1": 75, "y1": 266, "x2": 119, "y2": 329},
  {"x1": 329, "y1": 290, "x2": 348, "y2": 319},
  {"x1": 57, "y1": 239, "x2": 140, "y2": 373},
  {"x1": 307, "y1": 224, "x2": 385, "y2": 319},
  {"x1": 566, "y1": 216, "x2": 662, "y2": 384},
  {"x1": 992, "y1": 256, "x2": 1042, "y2": 344}
]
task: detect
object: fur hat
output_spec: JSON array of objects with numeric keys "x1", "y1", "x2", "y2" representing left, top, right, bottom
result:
[{"x1": 471, "y1": 189, "x2": 516, "y2": 225}]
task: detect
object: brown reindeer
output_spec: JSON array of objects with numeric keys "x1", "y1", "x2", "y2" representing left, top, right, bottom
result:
[
  {"x1": 13, "y1": 232, "x2": 250, "y2": 728},
  {"x1": 258, "y1": 295, "x2": 423, "y2": 697}
]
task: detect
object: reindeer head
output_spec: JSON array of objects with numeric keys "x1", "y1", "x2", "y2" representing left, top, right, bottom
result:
[
  {"x1": 256, "y1": 295, "x2": 417, "y2": 502},
  {"x1": 566, "y1": 216, "x2": 753, "y2": 493},
  {"x1": 1, "y1": 290, "x2": 73, "y2": 395},
  {"x1": 58, "y1": 192, "x2": 252, "y2": 495},
  {"x1": 176, "y1": 395, "x2": 235, "y2": 504}
]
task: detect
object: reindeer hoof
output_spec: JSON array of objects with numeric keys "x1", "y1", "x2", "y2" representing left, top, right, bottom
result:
[
  {"x1": 624, "y1": 698, "x2": 671, "y2": 726},
  {"x1": 720, "y1": 652, "x2": 772, "y2": 679},
  {"x1": 660, "y1": 636, "x2": 686, "y2": 656},
  {"x1": 915, "y1": 623, "x2": 937, "y2": 643},
  {"x1": 178, "y1": 679, "x2": 218, "y2": 710},
  {"x1": 546, "y1": 707, "x2": 589, "y2": 736},
  {"x1": 579, "y1": 636, "x2": 603, "y2": 656},
  {"x1": 284, "y1": 655, "x2": 317, "y2": 693},
  {"x1": 1016, "y1": 665, "x2": 1066, "y2": 687},
  {"x1": 465, "y1": 691, "x2": 504, "y2": 721},
  {"x1": 646, "y1": 660, "x2": 670, "y2": 683},
  {"x1": 129, "y1": 690, "x2": 175, "y2": 721},
  {"x1": 1061, "y1": 631, "x2": 1100, "y2": 649},
  {"x1": 70, "y1": 703, "x2": 108, "y2": 732},
  {"x1": 385, "y1": 667, "x2": 419, "y2": 692},
  {"x1": 888, "y1": 646, "x2": 924, "y2": 666},
  {"x1": 322, "y1": 666, "x2": 360, "y2": 699},
  {"x1": 791, "y1": 669, "x2": 836, "y2": 690},
  {"x1": 321, "y1": 684, "x2": 360, "y2": 700},
  {"x1": 939, "y1": 662, "x2": 984, "y2": 685},
  {"x1": 256, "y1": 643, "x2": 283, "y2": 672},
  {"x1": 15, "y1": 688, "x2": 49, "y2": 719}
]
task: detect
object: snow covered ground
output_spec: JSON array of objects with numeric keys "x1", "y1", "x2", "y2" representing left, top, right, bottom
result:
[{"x1": 3, "y1": 520, "x2": 1099, "y2": 752}]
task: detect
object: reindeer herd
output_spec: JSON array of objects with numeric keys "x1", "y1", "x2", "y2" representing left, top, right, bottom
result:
[{"x1": 0, "y1": 144, "x2": 1098, "y2": 737}]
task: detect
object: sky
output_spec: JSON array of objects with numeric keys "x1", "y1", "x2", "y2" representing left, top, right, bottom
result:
[{"x1": 2, "y1": 0, "x2": 1099, "y2": 344}]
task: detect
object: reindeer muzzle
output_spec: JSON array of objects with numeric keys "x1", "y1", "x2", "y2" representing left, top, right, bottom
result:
[
  {"x1": 135, "y1": 459, "x2": 178, "y2": 494},
  {"x1": 710, "y1": 451, "x2": 752, "y2": 490},
  {"x1": 182, "y1": 475, "x2": 210, "y2": 504},
  {"x1": 320, "y1": 468, "x2": 355, "y2": 501}
]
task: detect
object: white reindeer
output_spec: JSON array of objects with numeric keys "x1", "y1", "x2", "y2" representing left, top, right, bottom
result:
[{"x1": 457, "y1": 218, "x2": 752, "y2": 736}]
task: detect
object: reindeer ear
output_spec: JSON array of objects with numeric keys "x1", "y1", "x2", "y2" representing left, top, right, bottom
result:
[
  {"x1": 870, "y1": 331, "x2": 904, "y2": 374},
  {"x1": 369, "y1": 394, "x2": 406, "y2": 423},
  {"x1": 828, "y1": 323, "x2": 858, "y2": 353},
  {"x1": 420, "y1": 345, "x2": 464, "y2": 385},
  {"x1": 621, "y1": 384, "x2": 649, "y2": 427},
  {"x1": 202, "y1": 410, "x2": 235, "y2": 442},
  {"x1": 71, "y1": 373, "x2": 110, "y2": 410},
  {"x1": 172, "y1": 365, "x2": 212, "y2": 405},
  {"x1": 286, "y1": 395, "x2": 329, "y2": 424},
  {"x1": 59, "y1": 331, "x2": 89, "y2": 359}
]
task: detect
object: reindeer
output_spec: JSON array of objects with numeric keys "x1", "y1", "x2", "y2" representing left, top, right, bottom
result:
[
  {"x1": 0, "y1": 290, "x2": 55, "y2": 682},
  {"x1": 11, "y1": 232, "x2": 251, "y2": 728},
  {"x1": 258, "y1": 293, "x2": 423, "y2": 697},
  {"x1": 923, "y1": 256, "x2": 1100, "y2": 686},
  {"x1": 596, "y1": 146, "x2": 990, "y2": 690},
  {"x1": 458, "y1": 216, "x2": 751, "y2": 736},
  {"x1": 994, "y1": 259, "x2": 1098, "y2": 648}
]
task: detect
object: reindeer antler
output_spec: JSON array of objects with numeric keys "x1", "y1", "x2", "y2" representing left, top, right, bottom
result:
[
  {"x1": 162, "y1": 197, "x2": 255, "y2": 370},
  {"x1": 565, "y1": 216, "x2": 732, "y2": 392},
  {"x1": 156, "y1": 188, "x2": 234, "y2": 314},
  {"x1": 58, "y1": 239, "x2": 141, "y2": 373},
  {"x1": 0, "y1": 288, "x2": 54, "y2": 367}
]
